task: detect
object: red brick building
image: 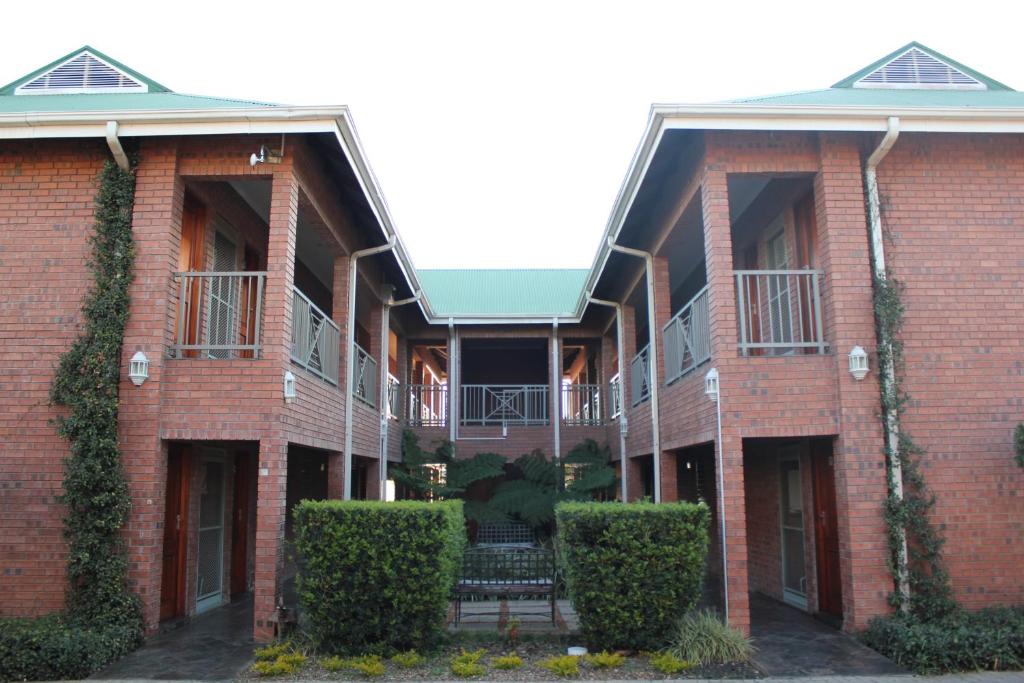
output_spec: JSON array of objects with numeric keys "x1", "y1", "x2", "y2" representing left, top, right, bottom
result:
[{"x1": 0, "y1": 43, "x2": 1021, "y2": 641}]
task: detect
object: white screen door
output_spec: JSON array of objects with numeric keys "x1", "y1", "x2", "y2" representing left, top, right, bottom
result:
[
  {"x1": 196, "y1": 459, "x2": 225, "y2": 613},
  {"x1": 207, "y1": 231, "x2": 239, "y2": 359},
  {"x1": 779, "y1": 453, "x2": 807, "y2": 609}
]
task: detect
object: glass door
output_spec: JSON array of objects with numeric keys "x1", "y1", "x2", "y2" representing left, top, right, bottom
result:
[
  {"x1": 196, "y1": 458, "x2": 225, "y2": 613},
  {"x1": 779, "y1": 453, "x2": 807, "y2": 609}
]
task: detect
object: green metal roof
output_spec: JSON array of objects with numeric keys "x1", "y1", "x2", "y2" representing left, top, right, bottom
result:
[
  {"x1": 418, "y1": 269, "x2": 588, "y2": 318},
  {"x1": 0, "y1": 91, "x2": 278, "y2": 113}
]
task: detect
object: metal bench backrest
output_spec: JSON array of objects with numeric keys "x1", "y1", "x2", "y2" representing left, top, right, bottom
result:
[
  {"x1": 460, "y1": 546, "x2": 554, "y2": 585},
  {"x1": 475, "y1": 520, "x2": 535, "y2": 547}
]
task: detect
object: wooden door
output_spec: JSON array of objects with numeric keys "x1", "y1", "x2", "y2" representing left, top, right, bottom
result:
[
  {"x1": 230, "y1": 454, "x2": 252, "y2": 596},
  {"x1": 160, "y1": 445, "x2": 191, "y2": 621},
  {"x1": 793, "y1": 192, "x2": 819, "y2": 349},
  {"x1": 811, "y1": 439, "x2": 843, "y2": 617},
  {"x1": 177, "y1": 196, "x2": 206, "y2": 357},
  {"x1": 238, "y1": 246, "x2": 261, "y2": 359}
]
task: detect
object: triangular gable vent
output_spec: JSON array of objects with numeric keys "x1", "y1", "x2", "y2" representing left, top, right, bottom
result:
[
  {"x1": 854, "y1": 47, "x2": 985, "y2": 90},
  {"x1": 14, "y1": 51, "x2": 148, "y2": 95}
]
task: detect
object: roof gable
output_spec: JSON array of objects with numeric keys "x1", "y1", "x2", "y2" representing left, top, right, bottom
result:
[
  {"x1": 832, "y1": 42, "x2": 1011, "y2": 91},
  {"x1": 0, "y1": 46, "x2": 170, "y2": 96}
]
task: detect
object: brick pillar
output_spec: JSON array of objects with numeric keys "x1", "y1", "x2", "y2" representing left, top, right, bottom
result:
[
  {"x1": 252, "y1": 166, "x2": 299, "y2": 642},
  {"x1": 367, "y1": 297, "x2": 385, "y2": 472},
  {"x1": 627, "y1": 457, "x2": 644, "y2": 502},
  {"x1": 651, "y1": 255, "x2": 676, "y2": 503},
  {"x1": 815, "y1": 133, "x2": 891, "y2": 630},
  {"x1": 701, "y1": 160, "x2": 750, "y2": 633},
  {"x1": 619, "y1": 305, "x2": 638, "y2": 496},
  {"x1": 328, "y1": 254, "x2": 351, "y2": 499},
  {"x1": 118, "y1": 137, "x2": 183, "y2": 634}
]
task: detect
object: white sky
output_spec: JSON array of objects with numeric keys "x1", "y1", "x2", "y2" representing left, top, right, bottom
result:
[{"x1": 4, "y1": 1, "x2": 1022, "y2": 268}]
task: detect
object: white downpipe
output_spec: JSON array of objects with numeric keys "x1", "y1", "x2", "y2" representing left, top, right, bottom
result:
[
  {"x1": 104, "y1": 121, "x2": 130, "y2": 171},
  {"x1": 552, "y1": 319, "x2": 561, "y2": 466},
  {"x1": 378, "y1": 291, "x2": 422, "y2": 500},
  {"x1": 343, "y1": 237, "x2": 396, "y2": 500},
  {"x1": 712, "y1": 374, "x2": 729, "y2": 625},
  {"x1": 448, "y1": 320, "x2": 457, "y2": 443},
  {"x1": 865, "y1": 116, "x2": 910, "y2": 608},
  {"x1": 606, "y1": 239, "x2": 661, "y2": 503},
  {"x1": 587, "y1": 295, "x2": 629, "y2": 502}
]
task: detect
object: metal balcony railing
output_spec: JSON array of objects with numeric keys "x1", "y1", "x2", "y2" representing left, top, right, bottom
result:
[
  {"x1": 353, "y1": 343, "x2": 377, "y2": 407},
  {"x1": 406, "y1": 384, "x2": 448, "y2": 427},
  {"x1": 608, "y1": 374, "x2": 622, "y2": 418},
  {"x1": 290, "y1": 287, "x2": 340, "y2": 384},
  {"x1": 663, "y1": 285, "x2": 711, "y2": 384},
  {"x1": 561, "y1": 383, "x2": 604, "y2": 426},
  {"x1": 387, "y1": 374, "x2": 400, "y2": 420},
  {"x1": 461, "y1": 384, "x2": 548, "y2": 426},
  {"x1": 172, "y1": 271, "x2": 267, "y2": 359},
  {"x1": 630, "y1": 345, "x2": 651, "y2": 407},
  {"x1": 735, "y1": 270, "x2": 826, "y2": 356}
]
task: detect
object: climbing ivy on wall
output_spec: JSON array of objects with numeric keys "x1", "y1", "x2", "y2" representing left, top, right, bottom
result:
[
  {"x1": 50, "y1": 156, "x2": 143, "y2": 638},
  {"x1": 872, "y1": 271, "x2": 955, "y2": 620},
  {"x1": 1015, "y1": 423, "x2": 1024, "y2": 468}
]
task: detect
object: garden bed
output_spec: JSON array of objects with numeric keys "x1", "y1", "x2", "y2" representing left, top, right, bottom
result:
[{"x1": 240, "y1": 635, "x2": 760, "y2": 681}]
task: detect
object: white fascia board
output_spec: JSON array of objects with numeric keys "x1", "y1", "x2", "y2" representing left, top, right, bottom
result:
[{"x1": 424, "y1": 315, "x2": 582, "y2": 326}]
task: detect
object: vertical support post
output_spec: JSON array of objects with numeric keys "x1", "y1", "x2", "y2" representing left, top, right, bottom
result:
[
  {"x1": 551, "y1": 319, "x2": 561, "y2": 465},
  {"x1": 448, "y1": 320, "x2": 457, "y2": 442}
]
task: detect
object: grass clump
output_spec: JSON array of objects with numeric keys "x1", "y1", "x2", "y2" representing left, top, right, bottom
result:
[
  {"x1": 255, "y1": 643, "x2": 291, "y2": 661},
  {"x1": 390, "y1": 650, "x2": 424, "y2": 668},
  {"x1": 321, "y1": 655, "x2": 347, "y2": 672},
  {"x1": 351, "y1": 658, "x2": 385, "y2": 677},
  {"x1": 450, "y1": 649, "x2": 486, "y2": 678},
  {"x1": 650, "y1": 651, "x2": 693, "y2": 674},
  {"x1": 669, "y1": 610, "x2": 754, "y2": 665},
  {"x1": 492, "y1": 653, "x2": 524, "y2": 669},
  {"x1": 538, "y1": 655, "x2": 580, "y2": 677},
  {"x1": 584, "y1": 650, "x2": 625, "y2": 668}
]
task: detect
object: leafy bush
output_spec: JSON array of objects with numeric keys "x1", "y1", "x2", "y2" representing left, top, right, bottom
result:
[
  {"x1": 584, "y1": 650, "x2": 625, "y2": 668},
  {"x1": 390, "y1": 650, "x2": 424, "y2": 668},
  {"x1": 556, "y1": 501, "x2": 710, "y2": 650},
  {"x1": 650, "y1": 651, "x2": 693, "y2": 674},
  {"x1": 538, "y1": 655, "x2": 580, "y2": 677},
  {"x1": 861, "y1": 607, "x2": 1024, "y2": 674},
  {"x1": 252, "y1": 660, "x2": 293, "y2": 677},
  {"x1": 0, "y1": 615, "x2": 141, "y2": 682},
  {"x1": 669, "y1": 610, "x2": 754, "y2": 665},
  {"x1": 450, "y1": 649, "x2": 486, "y2": 677},
  {"x1": 293, "y1": 500, "x2": 465, "y2": 653},
  {"x1": 350, "y1": 656, "x2": 385, "y2": 677},
  {"x1": 255, "y1": 643, "x2": 291, "y2": 661},
  {"x1": 492, "y1": 654, "x2": 524, "y2": 669},
  {"x1": 251, "y1": 652, "x2": 306, "y2": 677}
]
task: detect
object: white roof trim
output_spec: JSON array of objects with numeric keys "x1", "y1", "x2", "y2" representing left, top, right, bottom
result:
[{"x1": 15, "y1": 50, "x2": 148, "y2": 96}]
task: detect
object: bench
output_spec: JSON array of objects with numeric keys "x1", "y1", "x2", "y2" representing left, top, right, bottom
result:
[
  {"x1": 454, "y1": 546, "x2": 556, "y2": 625},
  {"x1": 474, "y1": 520, "x2": 536, "y2": 547}
]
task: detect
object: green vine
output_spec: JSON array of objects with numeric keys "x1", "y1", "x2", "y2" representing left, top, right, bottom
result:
[
  {"x1": 50, "y1": 157, "x2": 143, "y2": 640},
  {"x1": 873, "y1": 272, "x2": 954, "y2": 620}
]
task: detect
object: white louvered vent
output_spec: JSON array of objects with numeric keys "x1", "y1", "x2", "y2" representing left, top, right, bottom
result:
[
  {"x1": 854, "y1": 47, "x2": 985, "y2": 90},
  {"x1": 14, "y1": 52, "x2": 148, "y2": 95}
]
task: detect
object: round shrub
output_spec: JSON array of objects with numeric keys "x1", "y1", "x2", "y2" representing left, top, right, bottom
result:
[{"x1": 556, "y1": 501, "x2": 710, "y2": 651}]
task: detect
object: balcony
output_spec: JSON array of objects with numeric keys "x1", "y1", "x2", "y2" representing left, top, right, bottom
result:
[
  {"x1": 561, "y1": 383, "x2": 604, "y2": 426},
  {"x1": 172, "y1": 271, "x2": 267, "y2": 359},
  {"x1": 630, "y1": 345, "x2": 651, "y2": 407},
  {"x1": 608, "y1": 374, "x2": 622, "y2": 418},
  {"x1": 663, "y1": 285, "x2": 711, "y2": 384},
  {"x1": 406, "y1": 384, "x2": 448, "y2": 427},
  {"x1": 735, "y1": 270, "x2": 826, "y2": 355},
  {"x1": 290, "y1": 286, "x2": 340, "y2": 384},
  {"x1": 461, "y1": 384, "x2": 548, "y2": 426},
  {"x1": 353, "y1": 343, "x2": 377, "y2": 407}
]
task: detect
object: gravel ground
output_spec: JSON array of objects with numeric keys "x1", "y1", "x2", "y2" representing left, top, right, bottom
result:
[{"x1": 239, "y1": 635, "x2": 761, "y2": 681}]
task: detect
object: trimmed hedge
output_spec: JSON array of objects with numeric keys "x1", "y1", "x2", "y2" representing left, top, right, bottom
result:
[
  {"x1": 293, "y1": 499, "x2": 465, "y2": 654},
  {"x1": 0, "y1": 615, "x2": 140, "y2": 682},
  {"x1": 556, "y1": 501, "x2": 710, "y2": 650},
  {"x1": 861, "y1": 607, "x2": 1024, "y2": 674}
]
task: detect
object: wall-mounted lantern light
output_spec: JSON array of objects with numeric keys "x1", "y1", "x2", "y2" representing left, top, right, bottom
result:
[
  {"x1": 848, "y1": 346, "x2": 869, "y2": 380},
  {"x1": 284, "y1": 370, "x2": 297, "y2": 402},
  {"x1": 704, "y1": 367, "x2": 720, "y2": 401},
  {"x1": 128, "y1": 351, "x2": 149, "y2": 386}
]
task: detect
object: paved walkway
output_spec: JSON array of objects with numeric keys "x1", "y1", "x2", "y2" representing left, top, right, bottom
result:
[
  {"x1": 449, "y1": 598, "x2": 580, "y2": 634},
  {"x1": 750, "y1": 594, "x2": 906, "y2": 677},
  {"x1": 91, "y1": 596, "x2": 255, "y2": 681}
]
